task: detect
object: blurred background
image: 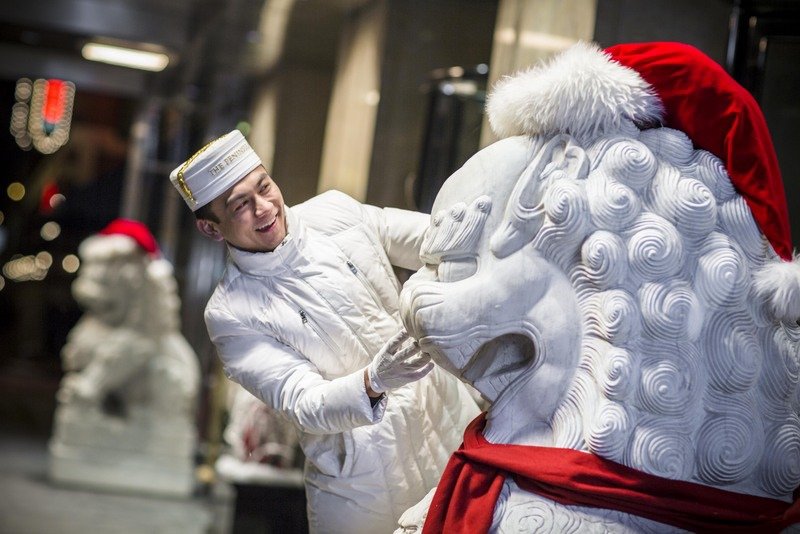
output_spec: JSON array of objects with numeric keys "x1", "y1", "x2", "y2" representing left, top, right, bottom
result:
[{"x1": 0, "y1": 0, "x2": 797, "y2": 532}]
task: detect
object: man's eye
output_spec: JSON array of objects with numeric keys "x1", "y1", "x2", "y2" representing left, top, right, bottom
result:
[{"x1": 234, "y1": 201, "x2": 247, "y2": 211}]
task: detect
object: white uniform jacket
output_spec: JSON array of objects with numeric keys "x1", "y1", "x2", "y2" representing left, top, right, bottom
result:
[{"x1": 204, "y1": 190, "x2": 479, "y2": 533}]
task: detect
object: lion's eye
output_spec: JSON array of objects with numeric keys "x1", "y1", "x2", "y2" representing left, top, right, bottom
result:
[{"x1": 436, "y1": 258, "x2": 477, "y2": 283}]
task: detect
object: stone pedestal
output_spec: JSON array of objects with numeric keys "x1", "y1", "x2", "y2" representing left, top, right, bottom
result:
[{"x1": 49, "y1": 405, "x2": 197, "y2": 497}]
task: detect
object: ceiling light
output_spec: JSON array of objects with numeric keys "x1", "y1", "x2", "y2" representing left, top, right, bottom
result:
[{"x1": 82, "y1": 42, "x2": 169, "y2": 72}]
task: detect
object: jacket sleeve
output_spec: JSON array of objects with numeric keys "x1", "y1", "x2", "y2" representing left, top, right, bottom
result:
[
  {"x1": 360, "y1": 204, "x2": 430, "y2": 271},
  {"x1": 206, "y1": 305, "x2": 387, "y2": 435}
]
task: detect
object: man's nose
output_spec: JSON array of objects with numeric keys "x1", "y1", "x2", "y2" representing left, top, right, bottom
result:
[{"x1": 254, "y1": 196, "x2": 274, "y2": 217}]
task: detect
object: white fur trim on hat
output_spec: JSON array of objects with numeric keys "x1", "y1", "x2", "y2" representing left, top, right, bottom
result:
[
  {"x1": 486, "y1": 42, "x2": 664, "y2": 144},
  {"x1": 79, "y1": 234, "x2": 141, "y2": 260},
  {"x1": 169, "y1": 129, "x2": 262, "y2": 211}
]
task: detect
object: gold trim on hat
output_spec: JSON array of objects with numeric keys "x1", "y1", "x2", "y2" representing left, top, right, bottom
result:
[{"x1": 176, "y1": 136, "x2": 222, "y2": 206}]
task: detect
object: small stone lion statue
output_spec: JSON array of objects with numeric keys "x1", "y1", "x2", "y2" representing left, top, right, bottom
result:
[
  {"x1": 398, "y1": 43, "x2": 800, "y2": 532},
  {"x1": 50, "y1": 219, "x2": 201, "y2": 496}
]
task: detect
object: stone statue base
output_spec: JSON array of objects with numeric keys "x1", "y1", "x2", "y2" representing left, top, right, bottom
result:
[{"x1": 49, "y1": 404, "x2": 197, "y2": 497}]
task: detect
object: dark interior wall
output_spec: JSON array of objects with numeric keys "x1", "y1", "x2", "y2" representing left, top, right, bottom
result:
[
  {"x1": 366, "y1": 0, "x2": 498, "y2": 210},
  {"x1": 593, "y1": 0, "x2": 732, "y2": 62},
  {"x1": 269, "y1": 0, "x2": 346, "y2": 207},
  {"x1": 728, "y1": 2, "x2": 800, "y2": 253},
  {"x1": 273, "y1": 66, "x2": 335, "y2": 207},
  {"x1": 760, "y1": 37, "x2": 800, "y2": 253}
]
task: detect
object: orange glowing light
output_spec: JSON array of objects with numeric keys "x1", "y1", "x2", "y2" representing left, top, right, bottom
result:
[{"x1": 43, "y1": 79, "x2": 67, "y2": 125}]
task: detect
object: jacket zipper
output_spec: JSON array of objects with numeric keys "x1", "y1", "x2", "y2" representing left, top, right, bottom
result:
[
  {"x1": 300, "y1": 277, "x2": 372, "y2": 357},
  {"x1": 299, "y1": 308, "x2": 341, "y2": 355},
  {"x1": 295, "y1": 276, "x2": 372, "y2": 356},
  {"x1": 346, "y1": 260, "x2": 383, "y2": 309}
]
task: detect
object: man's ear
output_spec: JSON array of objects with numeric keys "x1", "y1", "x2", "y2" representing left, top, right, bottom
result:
[{"x1": 196, "y1": 219, "x2": 224, "y2": 241}]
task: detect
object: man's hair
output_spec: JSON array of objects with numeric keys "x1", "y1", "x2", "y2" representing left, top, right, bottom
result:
[{"x1": 194, "y1": 203, "x2": 219, "y2": 223}]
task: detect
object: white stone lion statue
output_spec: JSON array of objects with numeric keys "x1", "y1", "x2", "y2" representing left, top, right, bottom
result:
[
  {"x1": 398, "y1": 43, "x2": 800, "y2": 532},
  {"x1": 50, "y1": 220, "x2": 201, "y2": 496}
]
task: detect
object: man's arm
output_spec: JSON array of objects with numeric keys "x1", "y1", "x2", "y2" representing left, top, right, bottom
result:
[
  {"x1": 208, "y1": 306, "x2": 431, "y2": 433},
  {"x1": 209, "y1": 308, "x2": 385, "y2": 435},
  {"x1": 294, "y1": 190, "x2": 430, "y2": 269},
  {"x1": 361, "y1": 204, "x2": 430, "y2": 270}
]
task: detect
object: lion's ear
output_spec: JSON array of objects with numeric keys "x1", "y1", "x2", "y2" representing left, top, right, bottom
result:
[{"x1": 490, "y1": 134, "x2": 588, "y2": 258}]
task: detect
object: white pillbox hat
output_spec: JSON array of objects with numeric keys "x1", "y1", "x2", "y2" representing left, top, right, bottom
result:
[{"x1": 169, "y1": 129, "x2": 262, "y2": 211}]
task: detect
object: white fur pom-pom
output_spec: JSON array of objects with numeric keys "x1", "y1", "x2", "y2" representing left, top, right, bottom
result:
[
  {"x1": 486, "y1": 42, "x2": 664, "y2": 144},
  {"x1": 752, "y1": 255, "x2": 800, "y2": 322}
]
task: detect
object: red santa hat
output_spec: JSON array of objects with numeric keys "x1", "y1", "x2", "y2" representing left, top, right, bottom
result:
[
  {"x1": 486, "y1": 41, "x2": 800, "y2": 321},
  {"x1": 96, "y1": 218, "x2": 160, "y2": 257},
  {"x1": 487, "y1": 41, "x2": 793, "y2": 262},
  {"x1": 605, "y1": 41, "x2": 792, "y2": 262}
]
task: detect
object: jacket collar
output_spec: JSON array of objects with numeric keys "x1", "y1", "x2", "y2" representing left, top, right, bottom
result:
[{"x1": 226, "y1": 206, "x2": 305, "y2": 276}]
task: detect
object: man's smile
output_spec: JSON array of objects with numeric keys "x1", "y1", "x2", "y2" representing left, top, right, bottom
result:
[{"x1": 256, "y1": 219, "x2": 277, "y2": 233}]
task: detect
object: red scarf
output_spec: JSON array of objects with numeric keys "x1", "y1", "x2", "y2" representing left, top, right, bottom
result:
[{"x1": 423, "y1": 414, "x2": 800, "y2": 533}]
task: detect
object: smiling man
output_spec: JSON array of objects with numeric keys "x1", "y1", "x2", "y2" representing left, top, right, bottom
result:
[
  {"x1": 194, "y1": 168, "x2": 287, "y2": 252},
  {"x1": 169, "y1": 130, "x2": 478, "y2": 533}
]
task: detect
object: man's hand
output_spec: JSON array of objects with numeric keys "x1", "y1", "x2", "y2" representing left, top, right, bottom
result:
[{"x1": 366, "y1": 330, "x2": 434, "y2": 395}]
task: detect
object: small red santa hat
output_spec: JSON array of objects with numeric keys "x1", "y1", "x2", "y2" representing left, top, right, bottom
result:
[
  {"x1": 486, "y1": 41, "x2": 793, "y2": 262},
  {"x1": 98, "y1": 219, "x2": 159, "y2": 256}
]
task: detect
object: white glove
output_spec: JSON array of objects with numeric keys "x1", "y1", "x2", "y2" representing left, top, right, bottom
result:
[{"x1": 367, "y1": 330, "x2": 434, "y2": 394}]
